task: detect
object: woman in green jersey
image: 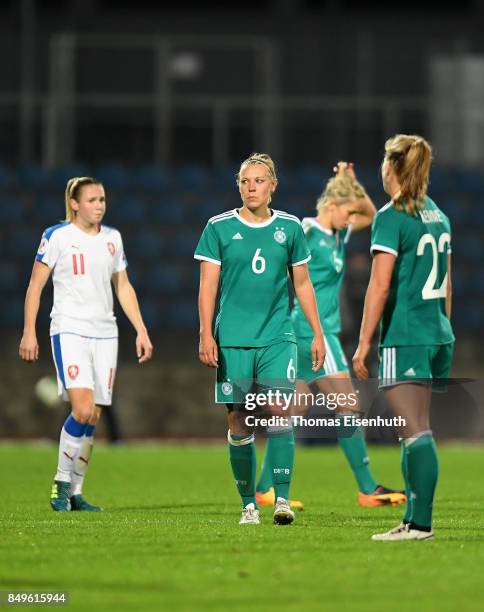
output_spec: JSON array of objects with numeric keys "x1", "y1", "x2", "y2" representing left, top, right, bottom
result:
[
  {"x1": 353, "y1": 134, "x2": 454, "y2": 541},
  {"x1": 256, "y1": 163, "x2": 405, "y2": 510},
  {"x1": 195, "y1": 153, "x2": 325, "y2": 526}
]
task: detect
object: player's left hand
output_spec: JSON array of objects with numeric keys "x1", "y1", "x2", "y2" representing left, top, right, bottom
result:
[
  {"x1": 136, "y1": 330, "x2": 153, "y2": 364},
  {"x1": 311, "y1": 334, "x2": 326, "y2": 372},
  {"x1": 352, "y1": 341, "x2": 370, "y2": 380}
]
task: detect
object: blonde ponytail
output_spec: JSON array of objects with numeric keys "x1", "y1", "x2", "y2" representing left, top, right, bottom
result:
[{"x1": 384, "y1": 134, "x2": 432, "y2": 215}]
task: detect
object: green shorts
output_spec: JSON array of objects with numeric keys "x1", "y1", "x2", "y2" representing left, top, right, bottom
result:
[
  {"x1": 378, "y1": 343, "x2": 454, "y2": 389},
  {"x1": 297, "y1": 333, "x2": 349, "y2": 383},
  {"x1": 216, "y1": 341, "x2": 297, "y2": 404}
]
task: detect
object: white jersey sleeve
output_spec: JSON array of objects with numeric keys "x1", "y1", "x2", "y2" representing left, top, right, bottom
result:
[
  {"x1": 36, "y1": 223, "x2": 68, "y2": 269},
  {"x1": 112, "y1": 230, "x2": 128, "y2": 274}
]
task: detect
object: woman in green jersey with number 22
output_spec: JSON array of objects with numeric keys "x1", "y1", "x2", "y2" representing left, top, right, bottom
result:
[
  {"x1": 195, "y1": 153, "x2": 325, "y2": 526},
  {"x1": 354, "y1": 134, "x2": 454, "y2": 541}
]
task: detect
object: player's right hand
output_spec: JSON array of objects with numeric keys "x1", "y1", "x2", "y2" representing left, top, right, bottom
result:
[
  {"x1": 333, "y1": 161, "x2": 356, "y2": 179},
  {"x1": 19, "y1": 333, "x2": 39, "y2": 362},
  {"x1": 199, "y1": 333, "x2": 218, "y2": 368}
]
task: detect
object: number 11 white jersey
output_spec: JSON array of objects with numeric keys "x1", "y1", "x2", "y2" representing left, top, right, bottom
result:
[{"x1": 36, "y1": 222, "x2": 128, "y2": 338}]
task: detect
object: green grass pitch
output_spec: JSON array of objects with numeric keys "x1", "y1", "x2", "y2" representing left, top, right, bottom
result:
[{"x1": 1, "y1": 443, "x2": 483, "y2": 611}]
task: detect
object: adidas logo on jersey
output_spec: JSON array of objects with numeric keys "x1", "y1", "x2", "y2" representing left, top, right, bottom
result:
[
  {"x1": 404, "y1": 368, "x2": 416, "y2": 376},
  {"x1": 232, "y1": 233, "x2": 243, "y2": 240}
]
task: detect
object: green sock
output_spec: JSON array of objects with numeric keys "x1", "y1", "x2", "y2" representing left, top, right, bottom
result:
[
  {"x1": 405, "y1": 433, "x2": 439, "y2": 529},
  {"x1": 228, "y1": 433, "x2": 256, "y2": 508},
  {"x1": 400, "y1": 441, "x2": 412, "y2": 523},
  {"x1": 256, "y1": 441, "x2": 274, "y2": 493},
  {"x1": 337, "y1": 418, "x2": 378, "y2": 494},
  {"x1": 268, "y1": 429, "x2": 295, "y2": 501}
]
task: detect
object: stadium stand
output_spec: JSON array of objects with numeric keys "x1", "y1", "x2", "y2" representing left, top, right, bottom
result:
[{"x1": 2, "y1": 163, "x2": 482, "y2": 333}]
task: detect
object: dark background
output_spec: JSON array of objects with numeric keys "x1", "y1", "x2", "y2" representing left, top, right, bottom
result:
[{"x1": 0, "y1": 0, "x2": 482, "y2": 439}]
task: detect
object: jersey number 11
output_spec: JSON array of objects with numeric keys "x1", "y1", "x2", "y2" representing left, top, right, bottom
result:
[{"x1": 72, "y1": 254, "x2": 85, "y2": 275}]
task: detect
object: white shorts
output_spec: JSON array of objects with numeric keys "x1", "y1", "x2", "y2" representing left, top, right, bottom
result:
[{"x1": 51, "y1": 333, "x2": 118, "y2": 406}]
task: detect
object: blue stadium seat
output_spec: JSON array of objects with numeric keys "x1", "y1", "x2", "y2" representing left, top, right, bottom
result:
[
  {"x1": 450, "y1": 268, "x2": 469, "y2": 297},
  {"x1": 213, "y1": 164, "x2": 237, "y2": 193},
  {"x1": 0, "y1": 197, "x2": 25, "y2": 224},
  {"x1": 0, "y1": 297, "x2": 24, "y2": 328},
  {"x1": 438, "y1": 199, "x2": 460, "y2": 221},
  {"x1": 166, "y1": 299, "x2": 197, "y2": 328},
  {"x1": 429, "y1": 167, "x2": 454, "y2": 194},
  {"x1": 475, "y1": 271, "x2": 484, "y2": 296},
  {"x1": 0, "y1": 262, "x2": 18, "y2": 292},
  {"x1": 453, "y1": 302, "x2": 481, "y2": 332},
  {"x1": 149, "y1": 267, "x2": 182, "y2": 295},
  {"x1": 173, "y1": 164, "x2": 211, "y2": 192},
  {"x1": 50, "y1": 163, "x2": 90, "y2": 189},
  {"x1": 455, "y1": 169, "x2": 484, "y2": 195},
  {"x1": 292, "y1": 165, "x2": 327, "y2": 194},
  {"x1": 151, "y1": 198, "x2": 185, "y2": 224},
  {"x1": 194, "y1": 198, "x2": 227, "y2": 221},
  {"x1": 351, "y1": 166, "x2": 382, "y2": 195},
  {"x1": 6, "y1": 227, "x2": 39, "y2": 258},
  {"x1": 172, "y1": 232, "x2": 199, "y2": 256},
  {"x1": 95, "y1": 162, "x2": 131, "y2": 190},
  {"x1": 32, "y1": 196, "x2": 64, "y2": 226},
  {"x1": 108, "y1": 197, "x2": 146, "y2": 225},
  {"x1": 469, "y1": 199, "x2": 484, "y2": 225},
  {"x1": 457, "y1": 236, "x2": 482, "y2": 260},
  {"x1": 132, "y1": 164, "x2": 171, "y2": 192},
  {"x1": 124, "y1": 231, "x2": 163, "y2": 260},
  {"x1": 16, "y1": 162, "x2": 49, "y2": 190},
  {"x1": 174, "y1": 265, "x2": 197, "y2": 292},
  {"x1": 0, "y1": 163, "x2": 14, "y2": 189},
  {"x1": 138, "y1": 299, "x2": 163, "y2": 329}
]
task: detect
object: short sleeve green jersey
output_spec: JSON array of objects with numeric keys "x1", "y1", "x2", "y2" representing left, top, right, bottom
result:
[
  {"x1": 291, "y1": 218, "x2": 348, "y2": 337},
  {"x1": 194, "y1": 208, "x2": 311, "y2": 347},
  {"x1": 371, "y1": 195, "x2": 454, "y2": 347}
]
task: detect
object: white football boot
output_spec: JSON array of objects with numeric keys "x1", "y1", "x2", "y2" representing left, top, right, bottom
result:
[
  {"x1": 273, "y1": 497, "x2": 295, "y2": 525},
  {"x1": 239, "y1": 503, "x2": 260, "y2": 525},
  {"x1": 371, "y1": 523, "x2": 434, "y2": 541}
]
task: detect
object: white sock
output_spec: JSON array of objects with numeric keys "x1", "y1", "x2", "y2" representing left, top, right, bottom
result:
[
  {"x1": 54, "y1": 428, "x2": 84, "y2": 483},
  {"x1": 70, "y1": 436, "x2": 94, "y2": 496}
]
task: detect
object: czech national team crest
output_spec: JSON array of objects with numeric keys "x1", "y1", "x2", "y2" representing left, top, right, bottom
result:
[
  {"x1": 67, "y1": 365, "x2": 79, "y2": 380},
  {"x1": 273, "y1": 227, "x2": 286, "y2": 244},
  {"x1": 107, "y1": 242, "x2": 116, "y2": 256}
]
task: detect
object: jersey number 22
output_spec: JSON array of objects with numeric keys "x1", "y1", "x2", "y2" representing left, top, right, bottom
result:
[{"x1": 416, "y1": 233, "x2": 450, "y2": 300}]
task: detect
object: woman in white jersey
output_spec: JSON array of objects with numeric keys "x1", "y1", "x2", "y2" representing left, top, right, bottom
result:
[{"x1": 19, "y1": 177, "x2": 153, "y2": 511}]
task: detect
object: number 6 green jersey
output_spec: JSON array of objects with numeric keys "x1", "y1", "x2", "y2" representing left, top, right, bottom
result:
[
  {"x1": 194, "y1": 208, "x2": 311, "y2": 347},
  {"x1": 370, "y1": 195, "x2": 454, "y2": 347}
]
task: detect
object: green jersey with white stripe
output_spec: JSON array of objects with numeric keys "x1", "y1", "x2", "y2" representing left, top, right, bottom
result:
[
  {"x1": 291, "y1": 218, "x2": 348, "y2": 337},
  {"x1": 194, "y1": 208, "x2": 310, "y2": 347},
  {"x1": 371, "y1": 195, "x2": 454, "y2": 347}
]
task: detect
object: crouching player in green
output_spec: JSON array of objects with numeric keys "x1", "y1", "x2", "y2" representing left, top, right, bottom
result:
[
  {"x1": 195, "y1": 153, "x2": 325, "y2": 525},
  {"x1": 353, "y1": 134, "x2": 454, "y2": 541},
  {"x1": 256, "y1": 163, "x2": 405, "y2": 509}
]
